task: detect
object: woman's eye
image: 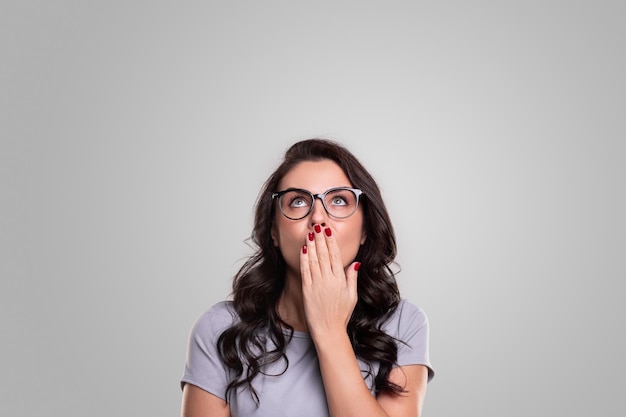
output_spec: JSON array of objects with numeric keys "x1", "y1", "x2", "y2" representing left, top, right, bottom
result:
[
  {"x1": 291, "y1": 197, "x2": 308, "y2": 207},
  {"x1": 330, "y1": 196, "x2": 347, "y2": 206}
]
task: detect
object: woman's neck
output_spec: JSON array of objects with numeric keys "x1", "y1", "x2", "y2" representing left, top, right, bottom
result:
[{"x1": 277, "y1": 273, "x2": 309, "y2": 332}]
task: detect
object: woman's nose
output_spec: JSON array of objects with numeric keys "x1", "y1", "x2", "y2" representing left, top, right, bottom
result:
[{"x1": 310, "y1": 197, "x2": 328, "y2": 227}]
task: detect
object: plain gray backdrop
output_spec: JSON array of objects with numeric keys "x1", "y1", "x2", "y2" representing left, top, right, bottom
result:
[{"x1": 1, "y1": 1, "x2": 624, "y2": 416}]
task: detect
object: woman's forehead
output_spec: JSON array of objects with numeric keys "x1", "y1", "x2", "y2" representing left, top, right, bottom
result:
[{"x1": 278, "y1": 160, "x2": 352, "y2": 192}]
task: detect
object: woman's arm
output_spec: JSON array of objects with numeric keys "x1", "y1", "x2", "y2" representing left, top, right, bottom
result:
[
  {"x1": 314, "y1": 332, "x2": 429, "y2": 417},
  {"x1": 301, "y1": 226, "x2": 428, "y2": 417},
  {"x1": 376, "y1": 365, "x2": 429, "y2": 417},
  {"x1": 181, "y1": 384, "x2": 230, "y2": 417}
]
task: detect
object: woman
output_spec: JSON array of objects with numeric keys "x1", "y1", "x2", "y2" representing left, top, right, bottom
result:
[{"x1": 181, "y1": 138, "x2": 434, "y2": 417}]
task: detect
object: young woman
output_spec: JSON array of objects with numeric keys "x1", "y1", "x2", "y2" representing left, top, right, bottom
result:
[{"x1": 181, "y1": 138, "x2": 434, "y2": 417}]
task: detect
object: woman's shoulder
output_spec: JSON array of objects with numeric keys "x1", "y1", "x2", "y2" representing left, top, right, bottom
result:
[
  {"x1": 190, "y1": 300, "x2": 239, "y2": 337},
  {"x1": 382, "y1": 298, "x2": 430, "y2": 336},
  {"x1": 387, "y1": 299, "x2": 435, "y2": 380},
  {"x1": 397, "y1": 298, "x2": 428, "y2": 317}
]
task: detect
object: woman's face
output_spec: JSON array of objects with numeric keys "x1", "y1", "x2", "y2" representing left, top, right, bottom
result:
[{"x1": 271, "y1": 159, "x2": 366, "y2": 279}]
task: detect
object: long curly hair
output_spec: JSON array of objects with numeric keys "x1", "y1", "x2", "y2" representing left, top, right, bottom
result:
[{"x1": 217, "y1": 138, "x2": 403, "y2": 403}]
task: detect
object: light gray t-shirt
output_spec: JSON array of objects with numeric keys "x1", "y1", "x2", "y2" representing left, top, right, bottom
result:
[{"x1": 181, "y1": 299, "x2": 434, "y2": 417}]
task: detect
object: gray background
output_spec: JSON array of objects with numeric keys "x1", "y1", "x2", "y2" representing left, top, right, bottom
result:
[{"x1": 1, "y1": 1, "x2": 624, "y2": 416}]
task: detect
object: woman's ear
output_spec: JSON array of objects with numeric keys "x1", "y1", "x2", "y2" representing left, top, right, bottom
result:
[
  {"x1": 360, "y1": 229, "x2": 367, "y2": 245},
  {"x1": 271, "y1": 227, "x2": 279, "y2": 247}
]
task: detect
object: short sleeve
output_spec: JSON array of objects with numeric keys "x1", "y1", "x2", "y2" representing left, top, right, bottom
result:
[
  {"x1": 180, "y1": 301, "x2": 237, "y2": 399},
  {"x1": 383, "y1": 299, "x2": 435, "y2": 382}
]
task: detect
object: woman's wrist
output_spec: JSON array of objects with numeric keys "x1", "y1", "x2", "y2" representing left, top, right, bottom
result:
[{"x1": 310, "y1": 327, "x2": 351, "y2": 353}]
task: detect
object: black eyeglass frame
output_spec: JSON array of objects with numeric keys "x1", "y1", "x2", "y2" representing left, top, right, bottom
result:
[{"x1": 271, "y1": 187, "x2": 364, "y2": 220}]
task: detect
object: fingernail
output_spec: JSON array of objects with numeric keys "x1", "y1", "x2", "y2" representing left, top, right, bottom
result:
[
  {"x1": 308, "y1": 232, "x2": 314, "y2": 241},
  {"x1": 302, "y1": 245, "x2": 307, "y2": 254},
  {"x1": 324, "y1": 227, "x2": 332, "y2": 237},
  {"x1": 354, "y1": 262, "x2": 361, "y2": 271},
  {"x1": 314, "y1": 224, "x2": 322, "y2": 233}
]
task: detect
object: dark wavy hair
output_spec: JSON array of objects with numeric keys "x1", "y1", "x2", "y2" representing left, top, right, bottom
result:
[{"x1": 217, "y1": 138, "x2": 403, "y2": 403}]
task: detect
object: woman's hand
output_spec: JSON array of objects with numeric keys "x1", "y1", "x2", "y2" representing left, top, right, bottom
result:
[
  {"x1": 299, "y1": 224, "x2": 428, "y2": 417},
  {"x1": 300, "y1": 224, "x2": 360, "y2": 340}
]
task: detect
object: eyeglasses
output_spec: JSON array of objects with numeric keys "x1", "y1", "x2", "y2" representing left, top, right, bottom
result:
[{"x1": 272, "y1": 187, "x2": 364, "y2": 220}]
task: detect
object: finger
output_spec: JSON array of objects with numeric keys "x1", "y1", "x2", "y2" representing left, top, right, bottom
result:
[
  {"x1": 346, "y1": 261, "x2": 361, "y2": 298},
  {"x1": 300, "y1": 240, "x2": 312, "y2": 286},
  {"x1": 313, "y1": 224, "x2": 333, "y2": 278},
  {"x1": 305, "y1": 230, "x2": 322, "y2": 282},
  {"x1": 322, "y1": 226, "x2": 344, "y2": 276}
]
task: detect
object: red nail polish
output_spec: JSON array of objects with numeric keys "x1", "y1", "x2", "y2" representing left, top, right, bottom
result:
[
  {"x1": 324, "y1": 227, "x2": 332, "y2": 237},
  {"x1": 314, "y1": 224, "x2": 321, "y2": 233},
  {"x1": 354, "y1": 262, "x2": 361, "y2": 271},
  {"x1": 302, "y1": 245, "x2": 307, "y2": 254},
  {"x1": 308, "y1": 232, "x2": 314, "y2": 241}
]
